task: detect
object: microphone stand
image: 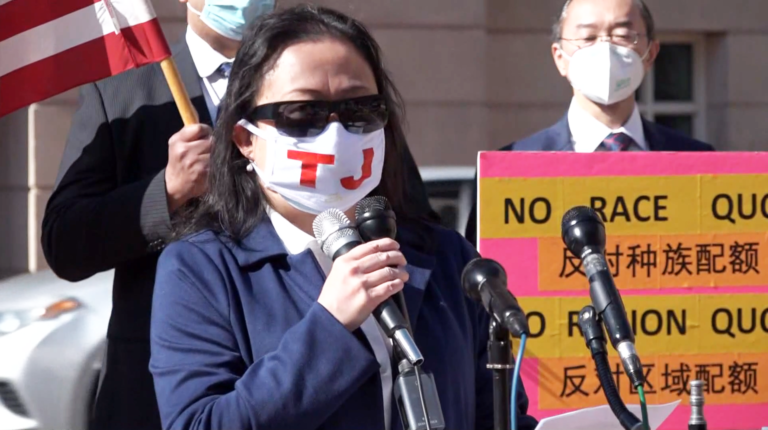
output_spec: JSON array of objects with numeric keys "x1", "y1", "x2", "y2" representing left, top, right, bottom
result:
[
  {"x1": 488, "y1": 319, "x2": 513, "y2": 430},
  {"x1": 391, "y1": 294, "x2": 445, "y2": 430}
]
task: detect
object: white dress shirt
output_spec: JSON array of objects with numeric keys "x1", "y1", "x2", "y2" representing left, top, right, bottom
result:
[
  {"x1": 185, "y1": 26, "x2": 232, "y2": 121},
  {"x1": 567, "y1": 98, "x2": 648, "y2": 152},
  {"x1": 267, "y1": 208, "x2": 394, "y2": 430}
]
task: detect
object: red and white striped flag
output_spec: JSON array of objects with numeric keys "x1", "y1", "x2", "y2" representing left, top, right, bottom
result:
[{"x1": 0, "y1": 0, "x2": 172, "y2": 117}]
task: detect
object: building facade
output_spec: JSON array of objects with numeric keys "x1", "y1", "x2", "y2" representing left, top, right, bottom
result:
[{"x1": 1, "y1": 0, "x2": 767, "y2": 279}]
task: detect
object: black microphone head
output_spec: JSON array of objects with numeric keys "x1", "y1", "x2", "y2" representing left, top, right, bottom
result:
[
  {"x1": 462, "y1": 258, "x2": 530, "y2": 337},
  {"x1": 312, "y1": 209, "x2": 362, "y2": 259},
  {"x1": 356, "y1": 196, "x2": 391, "y2": 215},
  {"x1": 460, "y1": 258, "x2": 507, "y2": 302},
  {"x1": 561, "y1": 206, "x2": 606, "y2": 258},
  {"x1": 355, "y1": 196, "x2": 397, "y2": 242}
]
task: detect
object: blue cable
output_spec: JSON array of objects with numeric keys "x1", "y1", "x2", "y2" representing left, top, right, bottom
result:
[{"x1": 511, "y1": 333, "x2": 527, "y2": 430}]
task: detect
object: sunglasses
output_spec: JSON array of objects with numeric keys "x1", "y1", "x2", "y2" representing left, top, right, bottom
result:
[{"x1": 244, "y1": 94, "x2": 389, "y2": 138}]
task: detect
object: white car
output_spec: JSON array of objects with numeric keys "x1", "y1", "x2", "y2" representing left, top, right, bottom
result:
[
  {"x1": 0, "y1": 166, "x2": 475, "y2": 430},
  {"x1": 0, "y1": 270, "x2": 112, "y2": 430}
]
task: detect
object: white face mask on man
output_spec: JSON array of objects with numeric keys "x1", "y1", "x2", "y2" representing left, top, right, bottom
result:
[
  {"x1": 562, "y1": 42, "x2": 649, "y2": 106},
  {"x1": 238, "y1": 120, "x2": 386, "y2": 215}
]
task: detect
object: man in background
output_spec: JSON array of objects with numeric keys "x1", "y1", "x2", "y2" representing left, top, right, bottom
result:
[
  {"x1": 465, "y1": 0, "x2": 714, "y2": 246},
  {"x1": 41, "y1": 1, "x2": 434, "y2": 429}
]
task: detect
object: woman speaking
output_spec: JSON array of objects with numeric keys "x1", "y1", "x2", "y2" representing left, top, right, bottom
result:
[{"x1": 149, "y1": 5, "x2": 537, "y2": 430}]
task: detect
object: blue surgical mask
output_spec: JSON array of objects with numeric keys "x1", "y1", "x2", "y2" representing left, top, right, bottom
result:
[{"x1": 188, "y1": 0, "x2": 275, "y2": 41}]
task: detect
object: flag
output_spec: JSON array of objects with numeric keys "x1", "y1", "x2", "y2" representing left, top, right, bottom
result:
[{"x1": 0, "y1": 0, "x2": 172, "y2": 117}]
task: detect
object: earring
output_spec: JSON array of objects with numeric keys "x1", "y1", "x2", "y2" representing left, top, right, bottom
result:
[{"x1": 246, "y1": 163, "x2": 255, "y2": 172}]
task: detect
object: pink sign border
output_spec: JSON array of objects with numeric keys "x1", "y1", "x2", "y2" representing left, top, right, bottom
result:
[{"x1": 479, "y1": 151, "x2": 768, "y2": 178}]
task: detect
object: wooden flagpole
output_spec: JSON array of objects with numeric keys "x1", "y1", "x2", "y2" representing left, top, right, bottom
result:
[{"x1": 159, "y1": 57, "x2": 199, "y2": 126}]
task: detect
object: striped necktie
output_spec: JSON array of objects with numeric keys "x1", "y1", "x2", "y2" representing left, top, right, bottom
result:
[
  {"x1": 601, "y1": 132, "x2": 635, "y2": 151},
  {"x1": 217, "y1": 62, "x2": 232, "y2": 79}
]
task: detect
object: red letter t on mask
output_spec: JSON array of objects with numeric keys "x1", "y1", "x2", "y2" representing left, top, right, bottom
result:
[{"x1": 287, "y1": 150, "x2": 336, "y2": 188}]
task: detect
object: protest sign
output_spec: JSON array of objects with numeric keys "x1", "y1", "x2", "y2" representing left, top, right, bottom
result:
[{"x1": 477, "y1": 152, "x2": 768, "y2": 430}]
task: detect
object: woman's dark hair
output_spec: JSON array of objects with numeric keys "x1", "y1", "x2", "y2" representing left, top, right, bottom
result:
[{"x1": 174, "y1": 4, "x2": 430, "y2": 242}]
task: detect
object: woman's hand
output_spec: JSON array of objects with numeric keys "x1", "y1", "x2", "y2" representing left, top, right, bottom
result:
[{"x1": 317, "y1": 238, "x2": 409, "y2": 331}]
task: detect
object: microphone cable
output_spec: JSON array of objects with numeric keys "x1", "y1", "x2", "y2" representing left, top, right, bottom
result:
[
  {"x1": 510, "y1": 333, "x2": 527, "y2": 430},
  {"x1": 637, "y1": 385, "x2": 649, "y2": 430},
  {"x1": 414, "y1": 363, "x2": 432, "y2": 430},
  {"x1": 579, "y1": 305, "x2": 644, "y2": 430},
  {"x1": 594, "y1": 350, "x2": 643, "y2": 430}
]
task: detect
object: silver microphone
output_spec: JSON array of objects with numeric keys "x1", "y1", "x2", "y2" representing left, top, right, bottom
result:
[
  {"x1": 312, "y1": 209, "x2": 424, "y2": 365},
  {"x1": 313, "y1": 209, "x2": 361, "y2": 260}
]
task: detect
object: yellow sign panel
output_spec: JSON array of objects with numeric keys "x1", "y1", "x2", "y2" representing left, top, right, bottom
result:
[
  {"x1": 479, "y1": 174, "x2": 768, "y2": 239},
  {"x1": 537, "y1": 353, "x2": 768, "y2": 410},
  {"x1": 479, "y1": 177, "x2": 565, "y2": 238},
  {"x1": 515, "y1": 294, "x2": 768, "y2": 359},
  {"x1": 538, "y1": 232, "x2": 768, "y2": 291},
  {"x1": 700, "y1": 174, "x2": 768, "y2": 233}
]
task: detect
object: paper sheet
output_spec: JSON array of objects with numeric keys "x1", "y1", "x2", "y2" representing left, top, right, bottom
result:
[{"x1": 534, "y1": 401, "x2": 681, "y2": 430}]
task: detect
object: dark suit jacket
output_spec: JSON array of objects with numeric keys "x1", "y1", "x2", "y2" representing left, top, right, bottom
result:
[
  {"x1": 464, "y1": 114, "x2": 715, "y2": 246},
  {"x1": 150, "y1": 220, "x2": 538, "y2": 430},
  {"x1": 41, "y1": 40, "x2": 434, "y2": 430}
]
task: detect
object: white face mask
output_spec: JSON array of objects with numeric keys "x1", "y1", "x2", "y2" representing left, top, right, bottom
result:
[
  {"x1": 563, "y1": 42, "x2": 648, "y2": 106},
  {"x1": 238, "y1": 120, "x2": 386, "y2": 215}
]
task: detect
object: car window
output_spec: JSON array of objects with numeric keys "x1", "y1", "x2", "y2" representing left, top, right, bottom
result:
[{"x1": 424, "y1": 179, "x2": 471, "y2": 233}]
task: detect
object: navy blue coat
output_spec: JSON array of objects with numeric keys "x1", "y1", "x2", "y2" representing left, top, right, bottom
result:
[
  {"x1": 464, "y1": 114, "x2": 716, "y2": 246},
  {"x1": 149, "y1": 219, "x2": 538, "y2": 430}
]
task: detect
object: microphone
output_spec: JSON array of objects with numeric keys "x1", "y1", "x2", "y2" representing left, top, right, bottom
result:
[
  {"x1": 462, "y1": 257, "x2": 528, "y2": 430},
  {"x1": 354, "y1": 197, "x2": 446, "y2": 430},
  {"x1": 460, "y1": 258, "x2": 529, "y2": 338},
  {"x1": 355, "y1": 196, "x2": 397, "y2": 243},
  {"x1": 355, "y1": 196, "x2": 412, "y2": 329},
  {"x1": 313, "y1": 208, "x2": 424, "y2": 366},
  {"x1": 561, "y1": 206, "x2": 644, "y2": 388}
]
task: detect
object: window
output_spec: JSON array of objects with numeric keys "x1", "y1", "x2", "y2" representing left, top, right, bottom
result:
[
  {"x1": 424, "y1": 178, "x2": 473, "y2": 233},
  {"x1": 636, "y1": 34, "x2": 706, "y2": 140}
]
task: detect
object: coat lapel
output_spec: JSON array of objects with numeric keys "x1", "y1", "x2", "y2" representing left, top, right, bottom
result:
[
  {"x1": 401, "y1": 262, "x2": 432, "y2": 333},
  {"x1": 642, "y1": 117, "x2": 667, "y2": 151},
  {"x1": 227, "y1": 219, "x2": 327, "y2": 307},
  {"x1": 285, "y1": 250, "x2": 328, "y2": 305},
  {"x1": 551, "y1": 114, "x2": 574, "y2": 151},
  {"x1": 397, "y1": 227, "x2": 436, "y2": 332}
]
